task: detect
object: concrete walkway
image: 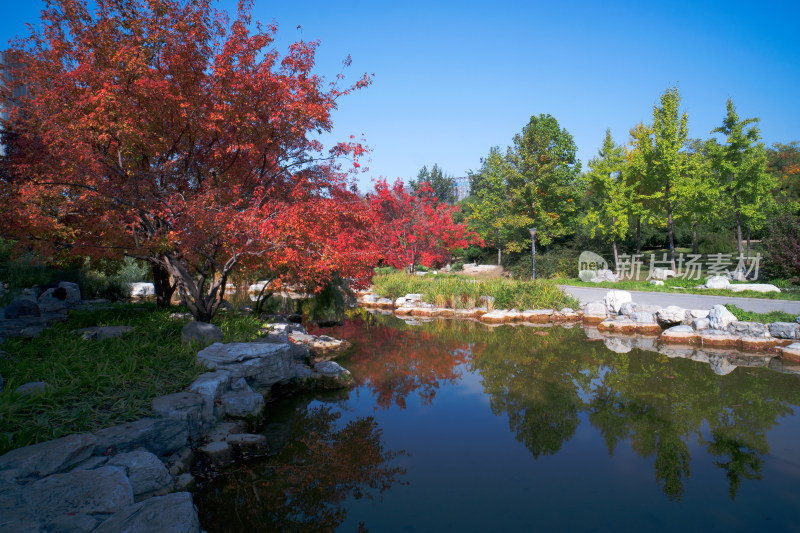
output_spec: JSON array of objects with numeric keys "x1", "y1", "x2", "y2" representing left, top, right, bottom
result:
[{"x1": 559, "y1": 285, "x2": 800, "y2": 315}]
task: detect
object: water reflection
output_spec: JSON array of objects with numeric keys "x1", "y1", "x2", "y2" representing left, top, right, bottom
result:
[
  {"x1": 323, "y1": 314, "x2": 800, "y2": 501},
  {"x1": 195, "y1": 396, "x2": 407, "y2": 533}
]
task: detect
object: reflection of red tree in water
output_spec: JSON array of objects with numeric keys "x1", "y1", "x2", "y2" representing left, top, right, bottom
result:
[{"x1": 311, "y1": 315, "x2": 471, "y2": 409}]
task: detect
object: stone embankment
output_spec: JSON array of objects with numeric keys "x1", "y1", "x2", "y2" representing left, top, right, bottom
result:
[
  {"x1": 0, "y1": 319, "x2": 353, "y2": 533},
  {"x1": 358, "y1": 289, "x2": 800, "y2": 366}
]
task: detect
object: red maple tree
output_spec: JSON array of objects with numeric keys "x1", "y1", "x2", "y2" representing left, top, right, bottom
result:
[
  {"x1": 0, "y1": 0, "x2": 375, "y2": 320},
  {"x1": 368, "y1": 179, "x2": 481, "y2": 271}
]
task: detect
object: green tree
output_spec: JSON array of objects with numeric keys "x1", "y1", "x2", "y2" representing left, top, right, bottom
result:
[
  {"x1": 410, "y1": 163, "x2": 455, "y2": 204},
  {"x1": 708, "y1": 98, "x2": 774, "y2": 258},
  {"x1": 766, "y1": 142, "x2": 800, "y2": 210},
  {"x1": 624, "y1": 122, "x2": 655, "y2": 255},
  {"x1": 683, "y1": 139, "x2": 720, "y2": 255},
  {"x1": 647, "y1": 87, "x2": 689, "y2": 270},
  {"x1": 505, "y1": 114, "x2": 582, "y2": 248},
  {"x1": 581, "y1": 129, "x2": 629, "y2": 271}
]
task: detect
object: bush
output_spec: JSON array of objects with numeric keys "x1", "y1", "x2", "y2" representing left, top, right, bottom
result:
[
  {"x1": 507, "y1": 248, "x2": 581, "y2": 280},
  {"x1": 761, "y1": 214, "x2": 800, "y2": 284}
]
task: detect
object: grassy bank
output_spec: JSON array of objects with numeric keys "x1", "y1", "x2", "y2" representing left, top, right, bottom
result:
[
  {"x1": 0, "y1": 303, "x2": 265, "y2": 454},
  {"x1": 724, "y1": 305, "x2": 797, "y2": 324},
  {"x1": 556, "y1": 277, "x2": 800, "y2": 301},
  {"x1": 372, "y1": 272, "x2": 579, "y2": 311}
]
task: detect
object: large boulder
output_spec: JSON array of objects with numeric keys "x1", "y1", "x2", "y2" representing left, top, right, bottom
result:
[
  {"x1": 768, "y1": 322, "x2": 800, "y2": 340},
  {"x1": 650, "y1": 268, "x2": 676, "y2": 281},
  {"x1": 187, "y1": 370, "x2": 232, "y2": 398},
  {"x1": 4, "y1": 298, "x2": 40, "y2": 319},
  {"x1": 151, "y1": 393, "x2": 214, "y2": 440},
  {"x1": 705, "y1": 276, "x2": 730, "y2": 289},
  {"x1": 0, "y1": 433, "x2": 96, "y2": 480},
  {"x1": 583, "y1": 301, "x2": 608, "y2": 323},
  {"x1": 729, "y1": 321, "x2": 768, "y2": 337},
  {"x1": 181, "y1": 321, "x2": 223, "y2": 346},
  {"x1": 728, "y1": 283, "x2": 781, "y2": 293},
  {"x1": 708, "y1": 304, "x2": 737, "y2": 330},
  {"x1": 108, "y1": 450, "x2": 172, "y2": 500},
  {"x1": 589, "y1": 269, "x2": 619, "y2": 283},
  {"x1": 93, "y1": 492, "x2": 201, "y2": 533},
  {"x1": 604, "y1": 290, "x2": 632, "y2": 315},
  {"x1": 655, "y1": 306, "x2": 686, "y2": 328},
  {"x1": 92, "y1": 417, "x2": 188, "y2": 457},
  {"x1": 217, "y1": 390, "x2": 265, "y2": 419},
  {"x1": 312, "y1": 361, "x2": 354, "y2": 388},
  {"x1": 196, "y1": 342, "x2": 294, "y2": 389}
]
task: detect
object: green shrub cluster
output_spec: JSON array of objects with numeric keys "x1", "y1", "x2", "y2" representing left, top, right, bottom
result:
[{"x1": 372, "y1": 272, "x2": 579, "y2": 310}]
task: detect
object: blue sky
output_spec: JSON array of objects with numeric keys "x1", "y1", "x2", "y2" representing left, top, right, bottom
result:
[{"x1": 3, "y1": 1, "x2": 799, "y2": 191}]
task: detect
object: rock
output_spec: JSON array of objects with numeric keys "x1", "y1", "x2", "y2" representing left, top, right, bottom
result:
[
  {"x1": 57, "y1": 282, "x2": 81, "y2": 305},
  {"x1": 226, "y1": 433, "x2": 268, "y2": 454},
  {"x1": 92, "y1": 417, "x2": 189, "y2": 457},
  {"x1": 655, "y1": 306, "x2": 686, "y2": 327},
  {"x1": 705, "y1": 276, "x2": 731, "y2": 289},
  {"x1": 692, "y1": 318, "x2": 710, "y2": 331},
  {"x1": 24, "y1": 466, "x2": 133, "y2": 519},
  {"x1": 768, "y1": 322, "x2": 800, "y2": 340},
  {"x1": 700, "y1": 329, "x2": 740, "y2": 348},
  {"x1": 729, "y1": 321, "x2": 768, "y2": 337},
  {"x1": 598, "y1": 318, "x2": 637, "y2": 334},
  {"x1": 630, "y1": 311, "x2": 662, "y2": 334},
  {"x1": 166, "y1": 447, "x2": 195, "y2": 476},
  {"x1": 151, "y1": 393, "x2": 214, "y2": 441},
  {"x1": 604, "y1": 337, "x2": 632, "y2": 353},
  {"x1": 14, "y1": 381, "x2": 53, "y2": 396},
  {"x1": 709, "y1": 355, "x2": 737, "y2": 376},
  {"x1": 729, "y1": 283, "x2": 781, "y2": 293},
  {"x1": 394, "y1": 297, "x2": 407, "y2": 306},
  {"x1": 728, "y1": 269, "x2": 748, "y2": 282},
  {"x1": 43, "y1": 513, "x2": 99, "y2": 532},
  {"x1": 660, "y1": 325, "x2": 699, "y2": 344},
  {"x1": 405, "y1": 293, "x2": 423, "y2": 302},
  {"x1": 617, "y1": 302, "x2": 639, "y2": 316},
  {"x1": 205, "y1": 422, "x2": 246, "y2": 444},
  {"x1": 129, "y1": 282, "x2": 155, "y2": 298},
  {"x1": 0, "y1": 373, "x2": 3, "y2": 392},
  {"x1": 187, "y1": 370, "x2": 231, "y2": 398},
  {"x1": 174, "y1": 473, "x2": 196, "y2": 492},
  {"x1": 198, "y1": 441, "x2": 233, "y2": 466},
  {"x1": 312, "y1": 361, "x2": 353, "y2": 388},
  {"x1": 708, "y1": 304, "x2": 737, "y2": 330},
  {"x1": 480, "y1": 310, "x2": 511, "y2": 324},
  {"x1": 583, "y1": 301, "x2": 607, "y2": 324},
  {"x1": 74, "y1": 325, "x2": 134, "y2": 340},
  {"x1": 181, "y1": 321, "x2": 223, "y2": 346},
  {"x1": 71, "y1": 455, "x2": 108, "y2": 472},
  {"x1": 604, "y1": 290, "x2": 632, "y2": 315},
  {"x1": 650, "y1": 268, "x2": 676, "y2": 280},
  {"x1": 93, "y1": 492, "x2": 200, "y2": 533},
  {"x1": 108, "y1": 450, "x2": 172, "y2": 500},
  {"x1": 589, "y1": 269, "x2": 618, "y2": 283},
  {"x1": 689, "y1": 309, "x2": 710, "y2": 319},
  {"x1": 218, "y1": 390, "x2": 265, "y2": 418},
  {"x1": 781, "y1": 343, "x2": 800, "y2": 359},
  {"x1": 0, "y1": 433, "x2": 96, "y2": 480},
  {"x1": 196, "y1": 342, "x2": 294, "y2": 389},
  {"x1": 289, "y1": 332, "x2": 352, "y2": 362},
  {"x1": 4, "y1": 299, "x2": 40, "y2": 319},
  {"x1": 37, "y1": 287, "x2": 71, "y2": 312},
  {"x1": 649, "y1": 280, "x2": 665, "y2": 286}
]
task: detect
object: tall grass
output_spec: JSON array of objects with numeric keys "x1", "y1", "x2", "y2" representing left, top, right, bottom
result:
[{"x1": 372, "y1": 272, "x2": 579, "y2": 310}]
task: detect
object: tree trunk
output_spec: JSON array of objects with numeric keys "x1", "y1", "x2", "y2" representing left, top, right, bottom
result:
[
  {"x1": 746, "y1": 225, "x2": 751, "y2": 260},
  {"x1": 691, "y1": 214, "x2": 698, "y2": 255},
  {"x1": 636, "y1": 218, "x2": 642, "y2": 255},
  {"x1": 735, "y1": 209, "x2": 744, "y2": 258},
  {"x1": 162, "y1": 253, "x2": 234, "y2": 322},
  {"x1": 612, "y1": 239, "x2": 619, "y2": 274},
  {"x1": 152, "y1": 263, "x2": 176, "y2": 308},
  {"x1": 666, "y1": 198, "x2": 677, "y2": 271}
]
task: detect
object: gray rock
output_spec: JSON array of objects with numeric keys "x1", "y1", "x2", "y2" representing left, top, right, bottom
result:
[
  {"x1": 708, "y1": 304, "x2": 737, "y2": 330},
  {"x1": 689, "y1": 309, "x2": 710, "y2": 319},
  {"x1": 768, "y1": 322, "x2": 800, "y2": 340},
  {"x1": 92, "y1": 418, "x2": 188, "y2": 457},
  {"x1": 70, "y1": 455, "x2": 108, "y2": 472},
  {"x1": 166, "y1": 447, "x2": 195, "y2": 476},
  {"x1": 198, "y1": 441, "x2": 233, "y2": 466},
  {"x1": 93, "y1": 492, "x2": 200, "y2": 533},
  {"x1": 589, "y1": 269, "x2": 619, "y2": 283},
  {"x1": 728, "y1": 269, "x2": 748, "y2": 282},
  {"x1": 584, "y1": 301, "x2": 607, "y2": 318},
  {"x1": 181, "y1": 321, "x2": 223, "y2": 346},
  {"x1": 196, "y1": 342, "x2": 294, "y2": 389},
  {"x1": 42, "y1": 513, "x2": 99, "y2": 533},
  {"x1": 631, "y1": 311, "x2": 656, "y2": 324},
  {"x1": 37, "y1": 288, "x2": 70, "y2": 313},
  {"x1": 174, "y1": 473, "x2": 195, "y2": 492},
  {"x1": 664, "y1": 325, "x2": 694, "y2": 333},
  {"x1": 692, "y1": 318, "x2": 710, "y2": 331},
  {"x1": 655, "y1": 306, "x2": 685, "y2": 327},
  {"x1": 4, "y1": 299, "x2": 40, "y2": 319},
  {"x1": 187, "y1": 370, "x2": 231, "y2": 398},
  {"x1": 650, "y1": 268, "x2": 676, "y2": 280},
  {"x1": 108, "y1": 450, "x2": 172, "y2": 500},
  {"x1": 226, "y1": 433, "x2": 268, "y2": 454},
  {"x1": 151, "y1": 393, "x2": 214, "y2": 441},
  {"x1": 12, "y1": 382, "x2": 49, "y2": 397},
  {"x1": 0, "y1": 476, "x2": 38, "y2": 532},
  {"x1": 24, "y1": 466, "x2": 133, "y2": 520},
  {"x1": 706, "y1": 276, "x2": 731, "y2": 289},
  {"x1": 709, "y1": 355, "x2": 738, "y2": 376},
  {"x1": 729, "y1": 321, "x2": 768, "y2": 337},
  {"x1": 0, "y1": 432, "x2": 96, "y2": 479},
  {"x1": 604, "y1": 337, "x2": 632, "y2": 353},
  {"x1": 57, "y1": 282, "x2": 81, "y2": 306},
  {"x1": 74, "y1": 326, "x2": 134, "y2": 340},
  {"x1": 230, "y1": 377, "x2": 252, "y2": 392},
  {"x1": 617, "y1": 302, "x2": 639, "y2": 316},
  {"x1": 218, "y1": 390, "x2": 265, "y2": 418},
  {"x1": 312, "y1": 361, "x2": 353, "y2": 388},
  {"x1": 729, "y1": 283, "x2": 780, "y2": 293},
  {"x1": 604, "y1": 290, "x2": 632, "y2": 315}
]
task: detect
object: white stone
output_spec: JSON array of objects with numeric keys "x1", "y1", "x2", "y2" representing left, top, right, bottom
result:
[
  {"x1": 650, "y1": 268, "x2": 676, "y2": 280},
  {"x1": 590, "y1": 269, "x2": 619, "y2": 283},
  {"x1": 604, "y1": 337, "x2": 632, "y2": 353},
  {"x1": 649, "y1": 280, "x2": 665, "y2": 286},
  {"x1": 604, "y1": 290, "x2": 632, "y2": 315},
  {"x1": 708, "y1": 304, "x2": 737, "y2": 330},
  {"x1": 187, "y1": 371, "x2": 232, "y2": 398},
  {"x1": 782, "y1": 343, "x2": 800, "y2": 358},
  {"x1": 404, "y1": 293, "x2": 423, "y2": 302},
  {"x1": 692, "y1": 318, "x2": 710, "y2": 331},
  {"x1": 705, "y1": 276, "x2": 730, "y2": 289},
  {"x1": 728, "y1": 283, "x2": 781, "y2": 293},
  {"x1": 584, "y1": 301, "x2": 607, "y2": 318},
  {"x1": 655, "y1": 306, "x2": 686, "y2": 326},
  {"x1": 690, "y1": 309, "x2": 710, "y2": 319}
]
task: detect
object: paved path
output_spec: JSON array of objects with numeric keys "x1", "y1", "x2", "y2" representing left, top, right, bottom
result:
[{"x1": 559, "y1": 285, "x2": 800, "y2": 315}]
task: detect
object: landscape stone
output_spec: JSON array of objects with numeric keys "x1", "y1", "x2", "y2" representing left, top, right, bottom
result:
[
  {"x1": 709, "y1": 355, "x2": 738, "y2": 376},
  {"x1": 166, "y1": 447, "x2": 195, "y2": 477},
  {"x1": 660, "y1": 325, "x2": 699, "y2": 344},
  {"x1": 74, "y1": 325, "x2": 134, "y2": 340},
  {"x1": 692, "y1": 318, "x2": 710, "y2": 331},
  {"x1": 655, "y1": 306, "x2": 686, "y2": 327},
  {"x1": 151, "y1": 392, "x2": 214, "y2": 440},
  {"x1": 14, "y1": 381, "x2": 52, "y2": 396},
  {"x1": 181, "y1": 321, "x2": 223, "y2": 346},
  {"x1": 700, "y1": 329, "x2": 740, "y2": 347},
  {"x1": 289, "y1": 332, "x2": 352, "y2": 361},
  {"x1": 729, "y1": 321, "x2": 768, "y2": 337},
  {"x1": 93, "y1": 492, "x2": 201, "y2": 533},
  {"x1": 108, "y1": 450, "x2": 173, "y2": 500},
  {"x1": 71, "y1": 456, "x2": 109, "y2": 472},
  {"x1": 312, "y1": 361, "x2": 354, "y2": 388},
  {"x1": 43, "y1": 513, "x2": 98, "y2": 533},
  {"x1": 92, "y1": 417, "x2": 188, "y2": 457},
  {"x1": 618, "y1": 302, "x2": 639, "y2": 316},
  {"x1": 689, "y1": 309, "x2": 710, "y2": 319},
  {"x1": 583, "y1": 301, "x2": 607, "y2": 323},
  {"x1": 218, "y1": 390, "x2": 265, "y2": 418},
  {"x1": 589, "y1": 269, "x2": 618, "y2": 283},
  {"x1": 705, "y1": 276, "x2": 730, "y2": 289},
  {"x1": 196, "y1": 342, "x2": 294, "y2": 389},
  {"x1": 198, "y1": 441, "x2": 233, "y2": 466},
  {"x1": 604, "y1": 290, "x2": 632, "y2": 315},
  {"x1": 782, "y1": 343, "x2": 800, "y2": 358},
  {"x1": 708, "y1": 304, "x2": 737, "y2": 330},
  {"x1": 205, "y1": 422, "x2": 247, "y2": 444},
  {"x1": 230, "y1": 377, "x2": 251, "y2": 391},
  {"x1": 37, "y1": 287, "x2": 71, "y2": 312},
  {"x1": 768, "y1": 322, "x2": 800, "y2": 340},
  {"x1": 0, "y1": 432, "x2": 96, "y2": 479},
  {"x1": 604, "y1": 337, "x2": 632, "y2": 353},
  {"x1": 650, "y1": 268, "x2": 676, "y2": 280},
  {"x1": 57, "y1": 282, "x2": 82, "y2": 306},
  {"x1": 187, "y1": 370, "x2": 231, "y2": 398},
  {"x1": 649, "y1": 280, "x2": 665, "y2": 286},
  {"x1": 4, "y1": 299, "x2": 40, "y2": 319},
  {"x1": 728, "y1": 283, "x2": 780, "y2": 293},
  {"x1": 174, "y1": 473, "x2": 196, "y2": 492},
  {"x1": 226, "y1": 433, "x2": 268, "y2": 454},
  {"x1": 23, "y1": 466, "x2": 133, "y2": 520},
  {"x1": 728, "y1": 269, "x2": 748, "y2": 282}
]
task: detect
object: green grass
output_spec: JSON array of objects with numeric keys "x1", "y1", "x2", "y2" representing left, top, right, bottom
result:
[
  {"x1": 372, "y1": 272, "x2": 579, "y2": 311},
  {"x1": 0, "y1": 303, "x2": 267, "y2": 454},
  {"x1": 555, "y1": 277, "x2": 800, "y2": 301},
  {"x1": 724, "y1": 305, "x2": 798, "y2": 324}
]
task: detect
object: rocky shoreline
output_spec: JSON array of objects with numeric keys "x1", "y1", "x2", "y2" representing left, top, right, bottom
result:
[
  {"x1": 357, "y1": 289, "x2": 800, "y2": 367},
  {"x1": 0, "y1": 316, "x2": 353, "y2": 533}
]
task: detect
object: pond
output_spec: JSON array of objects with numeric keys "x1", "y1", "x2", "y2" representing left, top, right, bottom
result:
[{"x1": 194, "y1": 312, "x2": 800, "y2": 532}]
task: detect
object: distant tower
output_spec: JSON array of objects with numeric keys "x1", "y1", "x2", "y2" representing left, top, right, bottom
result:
[{"x1": 451, "y1": 176, "x2": 470, "y2": 202}]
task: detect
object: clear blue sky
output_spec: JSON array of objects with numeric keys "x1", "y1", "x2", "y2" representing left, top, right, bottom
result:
[{"x1": 3, "y1": 0, "x2": 799, "y2": 191}]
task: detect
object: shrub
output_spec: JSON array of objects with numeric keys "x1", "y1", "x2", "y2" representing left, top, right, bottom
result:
[{"x1": 761, "y1": 214, "x2": 800, "y2": 284}]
